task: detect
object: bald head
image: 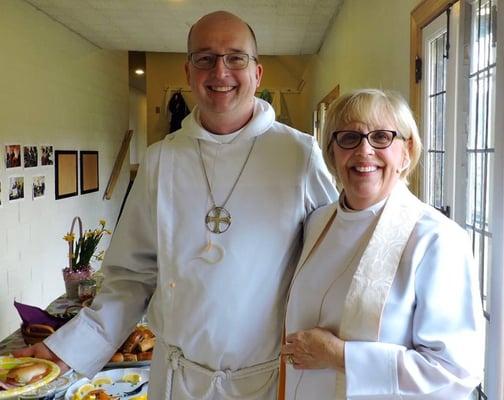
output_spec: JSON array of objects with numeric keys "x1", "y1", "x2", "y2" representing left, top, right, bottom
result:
[{"x1": 187, "y1": 11, "x2": 258, "y2": 57}]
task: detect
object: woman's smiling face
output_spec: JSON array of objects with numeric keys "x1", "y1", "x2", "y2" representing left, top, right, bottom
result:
[{"x1": 332, "y1": 116, "x2": 409, "y2": 210}]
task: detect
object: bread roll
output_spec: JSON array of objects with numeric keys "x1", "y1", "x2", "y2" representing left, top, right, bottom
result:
[
  {"x1": 122, "y1": 353, "x2": 138, "y2": 362},
  {"x1": 138, "y1": 337, "x2": 156, "y2": 352},
  {"x1": 110, "y1": 353, "x2": 124, "y2": 363},
  {"x1": 121, "y1": 331, "x2": 143, "y2": 353},
  {"x1": 137, "y1": 351, "x2": 153, "y2": 361},
  {"x1": 139, "y1": 327, "x2": 155, "y2": 339}
]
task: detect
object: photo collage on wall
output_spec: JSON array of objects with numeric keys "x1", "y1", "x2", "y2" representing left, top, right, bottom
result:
[
  {"x1": 1, "y1": 144, "x2": 98, "y2": 205},
  {"x1": 1, "y1": 144, "x2": 54, "y2": 205}
]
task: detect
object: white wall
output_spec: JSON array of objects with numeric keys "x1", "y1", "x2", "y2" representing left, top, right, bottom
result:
[
  {"x1": 298, "y1": 0, "x2": 421, "y2": 132},
  {"x1": 0, "y1": 0, "x2": 130, "y2": 338}
]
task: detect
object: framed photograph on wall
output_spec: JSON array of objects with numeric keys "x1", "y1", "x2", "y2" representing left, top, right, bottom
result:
[
  {"x1": 80, "y1": 151, "x2": 99, "y2": 194},
  {"x1": 40, "y1": 145, "x2": 54, "y2": 166},
  {"x1": 9, "y1": 176, "x2": 24, "y2": 202},
  {"x1": 33, "y1": 175, "x2": 46, "y2": 199},
  {"x1": 23, "y1": 145, "x2": 38, "y2": 168},
  {"x1": 5, "y1": 144, "x2": 21, "y2": 169},
  {"x1": 55, "y1": 150, "x2": 78, "y2": 200}
]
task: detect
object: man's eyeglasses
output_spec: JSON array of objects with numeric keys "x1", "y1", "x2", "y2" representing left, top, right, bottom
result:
[
  {"x1": 332, "y1": 130, "x2": 404, "y2": 150},
  {"x1": 188, "y1": 52, "x2": 257, "y2": 70}
]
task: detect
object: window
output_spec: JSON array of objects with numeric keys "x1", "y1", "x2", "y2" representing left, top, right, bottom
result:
[
  {"x1": 411, "y1": 0, "x2": 500, "y2": 398},
  {"x1": 466, "y1": 2, "x2": 497, "y2": 397},
  {"x1": 421, "y1": 8, "x2": 459, "y2": 217},
  {"x1": 466, "y1": 0, "x2": 497, "y2": 319}
]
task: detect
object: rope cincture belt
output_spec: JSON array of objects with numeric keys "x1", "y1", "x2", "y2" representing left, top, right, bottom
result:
[{"x1": 167, "y1": 346, "x2": 279, "y2": 400}]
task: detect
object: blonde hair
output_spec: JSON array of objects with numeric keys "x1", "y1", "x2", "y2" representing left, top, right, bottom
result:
[{"x1": 322, "y1": 88, "x2": 421, "y2": 185}]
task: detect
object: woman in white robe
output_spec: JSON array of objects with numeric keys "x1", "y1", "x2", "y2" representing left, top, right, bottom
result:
[{"x1": 280, "y1": 89, "x2": 484, "y2": 399}]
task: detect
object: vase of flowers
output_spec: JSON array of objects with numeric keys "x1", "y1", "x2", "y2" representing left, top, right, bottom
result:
[{"x1": 62, "y1": 217, "x2": 111, "y2": 299}]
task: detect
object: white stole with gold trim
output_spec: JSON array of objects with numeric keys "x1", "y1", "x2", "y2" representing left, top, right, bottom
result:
[
  {"x1": 334, "y1": 182, "x2": 424, "y2": 398},
  {"x1": 282, "y1": 183, "x2": 425, "y2": 400}
]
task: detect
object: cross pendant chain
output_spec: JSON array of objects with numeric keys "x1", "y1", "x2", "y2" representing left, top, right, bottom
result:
[{"x1": 197, "y1": 137, "x2": 257, "y2": 234}]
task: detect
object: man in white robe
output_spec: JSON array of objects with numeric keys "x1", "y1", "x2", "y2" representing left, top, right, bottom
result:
[{"x1": 15, "y1": 11, "x2": 337, "y2": 400}]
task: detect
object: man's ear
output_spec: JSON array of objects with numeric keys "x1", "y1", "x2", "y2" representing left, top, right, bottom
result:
[{"x1": 255, "y1": 63, "x2": 264, "y2": 88}]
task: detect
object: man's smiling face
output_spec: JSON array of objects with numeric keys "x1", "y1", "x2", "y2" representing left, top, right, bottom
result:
[{"x1": 185, "y1": 12, "x2": 263, "y2": 133}]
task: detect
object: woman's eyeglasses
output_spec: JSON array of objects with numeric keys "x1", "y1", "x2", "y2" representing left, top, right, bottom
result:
[{"x1": 332, "y1": 130, "x2": 404, "y2": 150}]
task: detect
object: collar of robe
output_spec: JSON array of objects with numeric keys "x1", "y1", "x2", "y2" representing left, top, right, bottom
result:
[
  {"x1": 181, "y1": 97, "x2": 276, "y2": 143},
  {"x1": 338, "y1": 191, "x2": 386, "y2": 216}
]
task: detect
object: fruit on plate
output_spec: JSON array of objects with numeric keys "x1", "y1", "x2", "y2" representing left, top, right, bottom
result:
[
  {"x1": 85, "y1": 389, "x2": 117, "y2": 400},
  {"x1": 72, "y1": 386, "x2": 117, "y2": 400},
  {"x1": 91, "y1": 377, "x2": 113, "y2": 386},
  {"x1": 81, "y1": 389, "x2": 118, "y2": 400},
  {"x1": 121, "y1": 373, "x2": 142, "y2": 384},
  {"x1": 73, "y1": 383, "x2": 95, "y2": 399}
]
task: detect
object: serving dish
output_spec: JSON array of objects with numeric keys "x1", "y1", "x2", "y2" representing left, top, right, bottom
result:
[
  {"x1": 0, "y1": 357, "x2": 60, "y2": 399},
  {"x1": 64, "y1": 368, "x2": 149, "y2": 400}
]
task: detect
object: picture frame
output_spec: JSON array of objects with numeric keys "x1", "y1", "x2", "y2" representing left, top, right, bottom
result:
[
  {"x1": 55, "y1": 150, "x2": 78, "y2": 200},
  {"x1": 9, "y1": 176, "x2": 24, "y2": 202},
  {"x1": 40, "y1": 145, "x2": 54, "y2": 166},
  {"x1": 23, "y1": 145, "x2": 38, "y2": 168},
  {"x1": 5, "y1": 144, "x2": 21, "y2": 169},
  {"x1": 80, "y1": 151, "x2": 99, "y2": 194},
  {"x1": 33, "y1": 175, "x2": 46, "y2": 200}
]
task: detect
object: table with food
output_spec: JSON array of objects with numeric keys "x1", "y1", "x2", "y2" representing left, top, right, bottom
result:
[{"x1": 0, "y1": 297, "x2": 155, "y2": 400}]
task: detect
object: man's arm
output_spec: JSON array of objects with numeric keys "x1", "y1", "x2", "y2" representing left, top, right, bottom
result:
[
  {"x1": 43, "y1": 144, "x2": 162, "y2": 378},
  {"x1": 304, "y1": 139, "x2": 338, "y2": 213}
]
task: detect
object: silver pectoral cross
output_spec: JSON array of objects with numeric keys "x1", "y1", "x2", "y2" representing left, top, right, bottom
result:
[{"x1": 205, "y1": 206, "x2": 231, "y2": 234}]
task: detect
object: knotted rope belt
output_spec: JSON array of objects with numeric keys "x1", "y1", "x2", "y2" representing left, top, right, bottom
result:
[{"x1": 165, "y1": 345, "x2": 279, "y2": 400}]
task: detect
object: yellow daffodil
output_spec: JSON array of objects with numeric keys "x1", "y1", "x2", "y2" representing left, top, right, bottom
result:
[
  {"x1": 63, "y1": 233, "x2": 75, "y2": 242},
  {"x1": 64, "y1": 219, "x2": 112, "y2": 271}
]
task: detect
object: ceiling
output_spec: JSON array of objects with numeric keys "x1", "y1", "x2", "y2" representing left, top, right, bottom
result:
[{"x1": 23, "y1": 0, "x2": 344, "y2": 55}]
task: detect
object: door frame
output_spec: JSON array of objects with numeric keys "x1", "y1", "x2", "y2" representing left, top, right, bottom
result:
[{"x1": 410, "y1": 0, "x2": 455, "y2": 196}]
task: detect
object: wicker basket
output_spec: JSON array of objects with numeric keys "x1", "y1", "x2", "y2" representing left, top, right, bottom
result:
[{"x1": 21, "y1": 323, "x2": 55, "y2": 345}]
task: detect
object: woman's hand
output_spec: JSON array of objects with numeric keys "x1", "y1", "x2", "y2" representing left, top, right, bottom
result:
[
  {"x1": 12, "y1": 342, "x2": 70, "y2": 375},
  {"x1": 281, "y1": 327, "x2": 345, "y2": 371}
]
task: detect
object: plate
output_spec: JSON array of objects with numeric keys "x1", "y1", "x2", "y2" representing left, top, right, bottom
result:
[
  {"x1": 0, "y1": 357, "x2": 60, "y2": 399},
  {"x1": 64, "y1": 368, "x2": 149, "y2": 400},
  {"x1": 53, "y1": 370, "x2": 79, "y2": 398},
  {"x1": 46, "y1": 299, "x2": 82, "y2": 319}
]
